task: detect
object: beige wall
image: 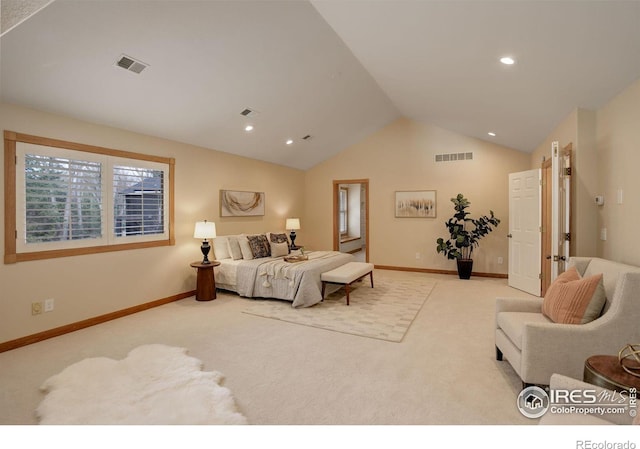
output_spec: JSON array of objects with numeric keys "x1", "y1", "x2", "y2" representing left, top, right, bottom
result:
[
  {"x1": 304, "y1": 117, "x2": 530, "y2": 274},
  {"x1": 0, "y1": 103, "x2": 304, "y2": 343},
  {"x1": 596, "y1": 77, "x2": 640, "y2": 265},
  {"x1": 530, "y1": 107, "x2": 599, "y2": 257}
]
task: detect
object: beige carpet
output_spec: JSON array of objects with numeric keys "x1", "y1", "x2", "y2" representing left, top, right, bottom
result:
[
  {"x1": 242, "y1": 276, "x2": 436, "y2": 342},
  {"x1": 0, "y1": 270, "x2": 536, "y2": 426}
]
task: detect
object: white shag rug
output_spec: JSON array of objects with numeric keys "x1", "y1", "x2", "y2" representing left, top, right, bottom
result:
[{"x1": 36, "y1": 344, "x2": 247, "y2": 425}]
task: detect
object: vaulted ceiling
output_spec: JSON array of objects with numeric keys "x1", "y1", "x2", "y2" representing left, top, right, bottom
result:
[{"x1": 2, "y1": 1, "x2": 640, "y2": 170}]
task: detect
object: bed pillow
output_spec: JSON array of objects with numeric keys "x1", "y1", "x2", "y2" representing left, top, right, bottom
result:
[
  {"x1": 238, "y1": 235, "x2": 254, "y2": 260},
  {"x1": 269, "y1": 232, "x2": 290, "y2": 254},
  {"x1": 247, "y1": 234, "x2": 271, "y2": 259},
  {"x1": 212, "y1": 236, "x2": 230, "y2": 260},
  {"x1": 542, "y1": 266, "x2": 606, "y2": 324},
  {"x1": 268, "y1": 232, "x2": 290, "y2": 243},
  {"x1": 227, "y1": 237, "x2": 243, "y2": 260},
  {"x1": 270, "y1": 241, "x2": 290, "y2": 258}
]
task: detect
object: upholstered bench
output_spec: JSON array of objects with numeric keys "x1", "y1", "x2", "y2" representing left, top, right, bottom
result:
[{"x1": 321, "y1": 262, "x2": 374, "y2": 305}]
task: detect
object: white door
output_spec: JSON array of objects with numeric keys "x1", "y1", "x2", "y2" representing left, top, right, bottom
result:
[
  {"x1": 508, "y1": 169, "x2": 541, "y2": 295},
  {"x1": 551, "y1": 141, "x2": 572, "y2": 280}
]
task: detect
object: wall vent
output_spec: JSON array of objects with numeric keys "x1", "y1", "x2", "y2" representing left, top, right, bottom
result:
[
  {"x1": 435, "y1": 152, "x2": 473, "y2": 162},
  {"x1": 240, "y1": 108, "x2": 259, "y2": 117},
  {"x1": 116, "y1": 54, "x2": 148, "y2": 74}
]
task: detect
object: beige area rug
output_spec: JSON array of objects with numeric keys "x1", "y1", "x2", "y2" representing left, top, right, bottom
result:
[
  {"x1": 243, "y1": 276, "x2": 436, "y2": 342},
  {"x1": 36, "y1": 344, "x2": 247, "y2": 424}
]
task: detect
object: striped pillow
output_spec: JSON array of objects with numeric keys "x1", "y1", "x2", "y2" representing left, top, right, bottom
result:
[{"x1": 542, "y1": 266, "x2": 606, "y2": 324}]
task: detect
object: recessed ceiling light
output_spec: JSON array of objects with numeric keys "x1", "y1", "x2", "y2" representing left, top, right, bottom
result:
[
  {"x1": 286, "y1": 139, "x2": 293, "y2": 145},
  {"x1": 488, "y1": 132, "x2": 497, "y2": 137},
  {"x1": 500, "y1": 56, "x2": 515, "y2": 65},
  {"x1": 244, "y1": 125, "x2": 254, "y2": 132}
]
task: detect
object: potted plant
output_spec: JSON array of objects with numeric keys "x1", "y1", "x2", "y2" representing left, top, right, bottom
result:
[{"x1": 436, "y1": 194, "x2": 500, "y2": 279}]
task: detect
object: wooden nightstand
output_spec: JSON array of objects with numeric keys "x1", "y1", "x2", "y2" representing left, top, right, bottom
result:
[{"x1": 190, "y1": 261, "x2": 220, "y2": 301}]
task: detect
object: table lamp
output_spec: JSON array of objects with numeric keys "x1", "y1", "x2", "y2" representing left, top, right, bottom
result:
[
  {"x1": 194, "y1": 220, "x2": 216, "y2": 264},
  {"x1": 286, "y1": 218, "x2": 300, "y2": 249}
]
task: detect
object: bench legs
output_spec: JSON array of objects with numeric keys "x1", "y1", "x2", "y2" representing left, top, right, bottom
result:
[{"x1": 321, "y1": 271, "x2": 374, "y2": 306}]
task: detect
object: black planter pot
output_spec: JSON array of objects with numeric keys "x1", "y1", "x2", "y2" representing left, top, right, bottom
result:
[{"x1": 456, "y1": 259, "x2": 473, "y2": 280}]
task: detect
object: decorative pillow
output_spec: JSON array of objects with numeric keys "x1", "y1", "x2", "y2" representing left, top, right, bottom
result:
[
  {"x1": 238, "y1": 235, "x2": 254, "y2": 260},
  {"x1": 269, "y1": 232, "x2": 290, "y2": 253},
  {"x1": 542, "y1": 266, "x2": 606, "y2": 324},
  {"x1": 270, "y1": 241, "x2": 289, "y2": 258},
  {"x1": 212, "y1": 236, "x2": 230, "y2": 260},
  {"x1": 269, "y1": 232, "x2": 289, "y2": 244},
  {"x1": 226, "y1": 237, "x2": 243, "y2": 260},
  {"x1": 247, "y1": 234, "x2": 271, "y2": 259}
]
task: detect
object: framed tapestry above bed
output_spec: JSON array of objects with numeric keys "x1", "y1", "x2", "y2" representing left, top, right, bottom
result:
[{"x1": 220, "y1": 190, "x2": 265, "y2": 217}]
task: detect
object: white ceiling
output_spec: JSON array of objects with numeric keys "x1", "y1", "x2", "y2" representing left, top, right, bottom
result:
[{"x1": 2, "y1": 1, "x2": 640, "y2": 170}]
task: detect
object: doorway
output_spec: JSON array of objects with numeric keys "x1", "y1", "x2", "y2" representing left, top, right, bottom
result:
[
  {"x1": 333, "y1": 179, "x2": 369, "y2": 262},
  {"x1": 542, "y1": 141, "x2": 572, "y2": 292},
  {"x1": 507, "y1": 169, "x2": 541, "y2": 296},
  {"x1": 508, "y1": 141, "x2": 572, "y2": 297}
]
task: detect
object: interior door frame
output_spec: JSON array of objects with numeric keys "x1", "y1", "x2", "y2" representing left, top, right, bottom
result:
[
  {"x1": 333, "y1": 179, "x2": 369, "y2": 262},
  {"x1": 550, "y1": 141, "x2": 573, "y2": 282},
  {"x1": 541, "y1": 158, "x2": 552, "y2": 296}
]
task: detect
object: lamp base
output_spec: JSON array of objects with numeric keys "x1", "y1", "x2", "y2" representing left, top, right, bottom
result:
[
  {"x1": 201, "y1": 240, "x2": 211, "y2": 264},
  {"x1": 289, "y1": 230, "x2": 297, "y2": 249}
]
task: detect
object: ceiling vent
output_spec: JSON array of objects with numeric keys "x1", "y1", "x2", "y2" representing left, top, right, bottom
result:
[
  {"x1": 302, "y1": 135, "x2": 312, "y2": 141},
  {"x1": 435, "y1": 152, "x2": 473, "y2": 162},
  {"x1": 240, "y1": 108, "x2": 259, "y2": 117},
  {"x1": 116, "y1": 55, "x2": 148, "y2": 74}
]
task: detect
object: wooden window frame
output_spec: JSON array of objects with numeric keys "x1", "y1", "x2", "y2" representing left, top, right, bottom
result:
[
  {"x1": 4, "y1": 131, "x2": 175, "y2": 264},
  {"x1": 339, "y1": 187, "x2": 349, "y2": 237}
]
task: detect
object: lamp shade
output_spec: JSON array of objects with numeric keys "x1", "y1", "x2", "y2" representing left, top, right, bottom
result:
[
  {"x1": 285, "y1": 218, "x2": 300, "y2": 230},
  {"x1": 193, "y1": 221, "x2": 216, "y2": 239}
]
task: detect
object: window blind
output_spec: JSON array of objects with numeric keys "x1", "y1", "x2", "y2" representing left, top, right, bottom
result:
[
  {"x1": 113, "y1": 166, "x2": 164, "y2": 237},
  {"x1": 24, "y1": 154, "x2": 102, "y2": 243}
]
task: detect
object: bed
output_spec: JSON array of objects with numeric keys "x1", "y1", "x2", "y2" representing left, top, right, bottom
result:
[{"x1": 213, "y1": 233, "x2": 355, "y2": 308}]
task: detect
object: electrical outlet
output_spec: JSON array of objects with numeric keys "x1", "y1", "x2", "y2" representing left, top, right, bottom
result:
[
  {"x1": 44, "y1": 298, "x2": 55, "y2": 313},
  {"x1": 497, "y1": 257, "x2": 504, "y2": 264},
  {"x1": 32, "y1": 302, "x2": 42, "y2": 315},
  {"x1": 415, "y1": 252, "x2": 421, "y2": 259}
]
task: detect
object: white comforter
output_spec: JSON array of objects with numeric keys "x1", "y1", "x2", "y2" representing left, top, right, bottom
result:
[{"x1": 234, "y1": 251, "x2": 354, "y2": 308}]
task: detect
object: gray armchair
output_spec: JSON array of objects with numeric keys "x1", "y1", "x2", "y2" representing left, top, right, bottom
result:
[{"x1": 495, "y1": 257, "x2": 640, "y2": 387}]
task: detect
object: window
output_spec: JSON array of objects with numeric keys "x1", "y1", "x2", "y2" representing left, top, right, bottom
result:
[
  {"x1": 339, "y1": 187, "x2": 348, "y2": 236},
  {"x1": 112, "y1": 163, "x2": 166, "y2": 238},
  {"x1": 4, "y1": 131, "x2": 174, "y2": 263}
]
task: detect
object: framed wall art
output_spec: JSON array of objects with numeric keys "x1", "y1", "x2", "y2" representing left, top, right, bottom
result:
[
  {"x1": 220, "y1": 190, "x2": 265, "y2": 217},
  {"x1": 395, "y1": 190, "x2": 436, "y2": 218}
]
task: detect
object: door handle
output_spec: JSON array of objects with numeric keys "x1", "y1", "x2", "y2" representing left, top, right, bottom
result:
[
  {"x1": 507, "y1": 234, "x2": 513, "y2": 238},
  {"x1": 545, "y1": 255, "x2": 551, "y2": 260}
]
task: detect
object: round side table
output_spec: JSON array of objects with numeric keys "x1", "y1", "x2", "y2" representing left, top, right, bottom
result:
[
  {"x1": 190, "y1": 261, "x2": 220, "y2": 301},
  {"x1": 583, "y1": 354, "x2": 640, "y2": 392}
]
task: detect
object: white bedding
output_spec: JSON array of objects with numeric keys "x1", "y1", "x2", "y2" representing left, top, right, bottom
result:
[{"x1": 216, "y1": 251, "x2": 354, "y2": 308}]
